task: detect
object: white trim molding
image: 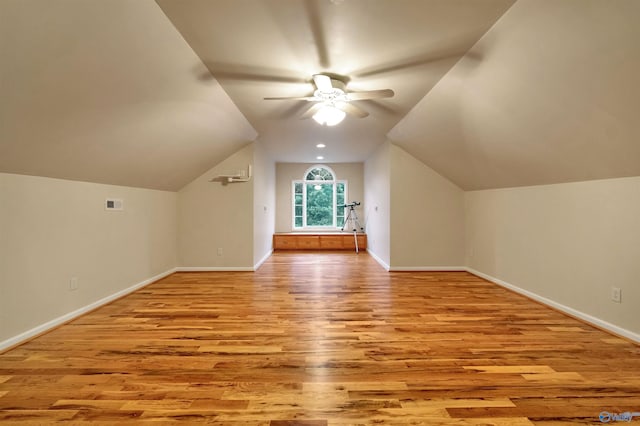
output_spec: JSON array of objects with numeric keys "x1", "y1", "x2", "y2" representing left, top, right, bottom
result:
[
  {"x1": 177, "y1": 250, "x2": 273, "y2": 272},
  {"x1": 0, "y1": 268, "x2": 177, "y2": 352},
  {"x1": 4, "y1": 260, "x2": 637, "y2": 353},
  {"x1": 366, "y1": 249, "x2": 390, "y2": 271},
  {"x1": 253, "y1": 249, "x2": 273, "y2": 271},
  {"x1": 177, "y1": 266, "x2": 255, "y2": 272},
  {"x1": 390, "y1": 266, "x2": 467, "y2": 272},
  {"x1": 466, "y1": 267, "x2": 640, "y2": 344},
  {"x1": 2, "y1": 257, "x2": 276, "y2": 351}
]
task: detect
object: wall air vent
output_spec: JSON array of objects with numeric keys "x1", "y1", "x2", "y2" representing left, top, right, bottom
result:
[{"x1": 105, "y1": 198, "x2": 123, "y2": 211}]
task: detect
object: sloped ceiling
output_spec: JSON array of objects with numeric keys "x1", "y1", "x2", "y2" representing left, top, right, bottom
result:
[
  {"x1": 1, "y1": 0, "x2": 638, "y2": 192},
  {"x1": 156, "y1": 0, "x2": 515, "y2": 164},
  {"x1": 390, "y1": 0, "x2": 640, "y2": 190},
  {"x1": 0, "y1": 0, "x2": 256, "y2": 191}
]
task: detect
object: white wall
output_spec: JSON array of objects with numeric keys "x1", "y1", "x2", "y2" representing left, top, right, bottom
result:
[
  {"x1": 364, "y1": 141, "x2": 391, "y2": 268},
  {"x1": 178, "y1": 144, "x2": 254, "y2": 269},
  {"x1": 275, "y1": 162, "x2": 364, "y2": 233},
  {"x1": 253, "y1": 141, "x2": 276, "y2": 267},
  {"x1": 0, "y1": 172, "x2": 177, "y2": 345},
  {"x1": 389, "y1": 145, "x2": 465, "y2": 268},
  {"x1": 465, "y1": 176, "x2": 640, "y2": 338}
]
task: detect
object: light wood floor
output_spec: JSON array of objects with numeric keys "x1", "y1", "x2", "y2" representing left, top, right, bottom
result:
[{"x1": 1, "y1": 252, "x2": 639, "y2": 425}]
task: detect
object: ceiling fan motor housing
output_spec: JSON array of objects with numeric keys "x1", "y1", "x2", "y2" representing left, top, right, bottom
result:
[{"x1": 314, "y1": 79, "x2": 347, "y2": 102}]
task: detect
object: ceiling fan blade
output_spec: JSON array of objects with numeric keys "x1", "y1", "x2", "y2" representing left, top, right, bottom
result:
[
  {"x1": 336, "y1": 102, "x2": 369, "y2": 118},
  {"x1": 264, "y1": 96, "x2": 317, "y2": 101},
  {"x1": 313, "y1": 74, "x2": 332, "y2": 91},
  {"x1": 200, "y1": 62, "x2": 309, "y2": 84},
  {"x1": 199, "y1": 61, "x2": 309, "y2": 85},
  {"x1": 361, "y1": 99, "x2": 400, "y2": 116},
  {"x1": 352, "y1": 48, "x2": 473, "y2": 78},
  {"x1": 304, "y1": 0, "x2": 330, "y2": 68},
  {"x1": 300, "y1": 103, "x2": 324, "y2": 119},
  {"x1": 346, "y1": 89, "x2": 395, "y2": 101}
]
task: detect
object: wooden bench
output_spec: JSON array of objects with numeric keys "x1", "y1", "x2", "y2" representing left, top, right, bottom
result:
[{"x1": 273, "y1": 233, "x2": 367, "y2": 250}]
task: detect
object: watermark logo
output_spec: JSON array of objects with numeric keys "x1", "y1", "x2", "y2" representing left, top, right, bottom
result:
[{"x1": 600, "y1": 411, "x2": 640, "y2": 423}]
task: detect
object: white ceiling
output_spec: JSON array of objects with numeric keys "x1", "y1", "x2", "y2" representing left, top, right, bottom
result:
[
  {"x1": 1, "y1": 0, "x2": 639, "y2": 191},
  {"x1": 156, "y1": 0, "x2": 515, "y2": 164}
]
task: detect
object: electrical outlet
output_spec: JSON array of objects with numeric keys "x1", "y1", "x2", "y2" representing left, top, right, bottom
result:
[
  {"x1": 217, "y1": 248, "x2": 223, "y2": 256},
  {"x1": 69, "y1": 277, "x2": 78, "y2": 291},
  {"x1": 611, "y1": 287, "x2": 621, "y2": 303}
]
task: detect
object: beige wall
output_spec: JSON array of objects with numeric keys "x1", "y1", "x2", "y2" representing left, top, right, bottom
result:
[
  {"x1": 0, "y1": 172, "x2": 177, "y2": 344},
  {"x1": 465, "y1": 176, "x2": 640, "y2": 337},
  {"x1": 364, "y1": 141, "x2": 391, "y2": 268},
  {"x1": 390, "y1": 145, "x2": 465, "y2": 268},
  {"x1": 275, "y1": 162, "x2": 364, "y2": 233},
  {"x1": 253, "y1": 141, "x2": 276, "y2": 266},
  {"x1": 3, "y1": 145, "x2": 638, "y2": 346},
  {"x1": 178, "y1": 144, "x2": 254, "y2": 268}
]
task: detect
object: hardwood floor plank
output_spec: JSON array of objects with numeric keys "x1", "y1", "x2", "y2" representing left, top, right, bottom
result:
[{"x1": 0, "y1": 252, "x2": 638, "y2": 424}]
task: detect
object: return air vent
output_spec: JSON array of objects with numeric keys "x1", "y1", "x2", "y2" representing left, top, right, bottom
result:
[{"x1": 105, "y1": 198, "x2": 123, "y2": 211}]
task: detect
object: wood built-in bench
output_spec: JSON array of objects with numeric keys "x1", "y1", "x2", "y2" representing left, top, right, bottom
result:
[{"x1": 273, "y1": 233, "x2": 367, "y2": 250}]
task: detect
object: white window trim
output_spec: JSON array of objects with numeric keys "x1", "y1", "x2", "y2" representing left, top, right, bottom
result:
[{"x1": 292, "y1": 165, "x2": 348, "y2": 230}]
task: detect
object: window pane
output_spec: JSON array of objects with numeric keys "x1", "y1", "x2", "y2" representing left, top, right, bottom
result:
[
  {"x1": 336, "y1": 183, "x2": 345, "y2": 227},
  {"x1": 293, "y1": 171, "x2": 346, "y2": 230},
  {"x1": 336, "y1": 182, "x2": 345, "y2": 206},
  {"x1": 306, "y1": 183, "x2": 333, "y2": 226},
  {"x1": 305, "y1": 167, "x2": 334, "y2": 181}
]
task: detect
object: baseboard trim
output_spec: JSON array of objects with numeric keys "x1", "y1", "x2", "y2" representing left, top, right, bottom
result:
[
  {"x1": 5, "y1": 262, "x2": 637, "y2": 351},
  {"x1": 466, "y1": 267, "x2": 640, "y2": 344},
  {"x1": 177, "y1": 266, "x2": 255, "y2": 272},
  {"x1": 0, "y1": 267, "x2": 178, "y2": 352},
  {"x1": 390, "y1": 266, "x2": 467, "y2": 272},
  {"x1": 366, "y1": 249, "x2": 390, "y2": 271},
  {"x1": 253, "y1": 249, "x2": 273, "y2": 271}
]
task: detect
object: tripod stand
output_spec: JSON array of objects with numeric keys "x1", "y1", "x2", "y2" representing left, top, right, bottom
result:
[{"x1": 340, "y1": 203, "x2": 364, "y2": 253}]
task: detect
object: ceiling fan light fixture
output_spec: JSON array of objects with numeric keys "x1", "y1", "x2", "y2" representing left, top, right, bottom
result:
[{"x1": 312, "y1": 104, "x2": 346, "y2": 126}]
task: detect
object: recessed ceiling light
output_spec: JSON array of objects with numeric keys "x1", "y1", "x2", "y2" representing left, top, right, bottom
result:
[
  {"x1": 316, "y1": 156, "x2": 324, "y2": 160},
  {"x1": 316, "y1": 143, "x2": 326, "y2": 148}
]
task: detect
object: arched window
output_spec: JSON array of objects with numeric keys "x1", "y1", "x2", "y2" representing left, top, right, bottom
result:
[{"x1": 292, "y1": 165, "x2": 347, "y2": 229}]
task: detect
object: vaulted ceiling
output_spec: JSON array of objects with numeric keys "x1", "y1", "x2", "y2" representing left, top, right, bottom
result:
[
  {"x1": 0, "y1": 0, "x2": 257, "y2": 191},
  {"x1": 1, "y1": 0, "x2": 639, "y2": 191},
  {"x1": 390, "y1": 0, "x2": 640, "y2": 190},
  {"x1": 156, "y1": 0, "x2": 514, "y2": 167}
]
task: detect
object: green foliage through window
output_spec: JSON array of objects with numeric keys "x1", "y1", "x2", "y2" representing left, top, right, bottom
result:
[
  {"x1": 293, "y1": 166, "x2": 347, "y2": 229},
  {"x1": 306, "y1": 183, "x2": 333, "y2": 226}
]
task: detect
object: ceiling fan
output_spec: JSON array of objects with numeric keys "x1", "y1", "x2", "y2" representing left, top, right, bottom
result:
[{"x1": 264, "y1": 74, "x2": 394, "y2": 125}]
